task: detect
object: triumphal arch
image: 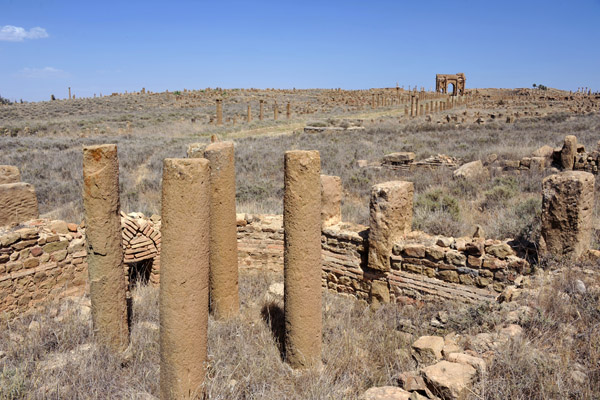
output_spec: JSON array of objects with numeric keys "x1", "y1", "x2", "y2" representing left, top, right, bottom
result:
[{"x1": 436, "y1": 73, "x2": 466, "y2": 96}]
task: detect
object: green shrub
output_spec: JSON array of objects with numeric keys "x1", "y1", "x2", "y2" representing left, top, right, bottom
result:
[{"x1": 415, "y1": 188, "x2": 460, "y2": 220}]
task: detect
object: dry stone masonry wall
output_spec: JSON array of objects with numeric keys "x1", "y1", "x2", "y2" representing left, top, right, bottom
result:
[{"x1": 0, "y1": 219, "x2": 87, "y2": 317}]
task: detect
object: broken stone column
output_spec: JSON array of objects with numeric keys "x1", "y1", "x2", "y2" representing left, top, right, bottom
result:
[
  {"x1": 372, "y1": 94, "x2": 376, "y2": 109},
  {"x1": 204, "y1": 142, "x2": 239, "y2": 319},
  {"x1": 160, "y1": 158, "x2": 210, "y2": 399},
  {"x1": 540, "y1": 171, "x2": 594, "y2": 260},
  {"x1": 82, "y1": 144, "x2": 129, "y2": 352},
  {"x1": 216, "y1": 99, "x2": 223, "y2": 126},
  {"x1": 274, "y1": 102, "x2": 279, "y2": 120},
  {"x1": 68, "y1": 87, "x2": 71, "y2": 100},
  {"x1": 286, "y1": 102, "x2": 291, "y2": 119},
  {"x1": 368, "y1": 181, "x2": 414, "y2": 271},
  {"x1": 284, "y1": 150, "x2": 322, "y2": 369},
  {"x1": 247, "y1": 104, "x2": 252, "y2": 122},
  {"x1": 321, "y1": 175, "x2": 342, "y2": 227},
  {"x1": 560, "y1": 135, "x2": 577, "y2": 170},
  {"x1": 259, "y1": 99, "x2": 264, "y2": 121}
]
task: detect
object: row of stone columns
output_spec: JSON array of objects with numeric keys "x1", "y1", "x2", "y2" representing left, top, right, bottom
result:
[
  {"x1": 82, "y1": 143, "x2": 323, "y2": 398},
  {"x1": 216, "y1": 99, "x2": 291, "y2": 126}
]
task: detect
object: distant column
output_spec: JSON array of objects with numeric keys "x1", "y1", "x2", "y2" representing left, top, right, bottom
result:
[
  {"x1": 247, "y1": 104, "x2": 252, "y2": 123},
  {"x1": 286, "y1": 102, "x2": 291, "y2": 119},
  {"x1": 274, "y1": 102, "x2": 279, "y2": 120},
  {"x1": 216, "y1": 99, "x2": 223, "y2": 126},
  {"x1": 259, "y1": 100, "x2": 264, "y2": 121}
]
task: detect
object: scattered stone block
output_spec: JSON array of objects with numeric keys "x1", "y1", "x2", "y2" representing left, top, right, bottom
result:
[
  {"x1": 452, "y1": 160, "x2": 488, "y2": 181},
  {"x1": 412, "y1": 335, "x2": 444, "y2": 364},
  {"x1": 421, "y1": 360, "x2": 476, "y2": 400},
  {"x1": 362, "y1": 386, "x2": 411, "y2": 400}
]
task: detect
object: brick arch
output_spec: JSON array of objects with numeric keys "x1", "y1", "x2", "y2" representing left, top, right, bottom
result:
[{"x1": 120, "y1": 212, "x2": 161, "y2": 285}]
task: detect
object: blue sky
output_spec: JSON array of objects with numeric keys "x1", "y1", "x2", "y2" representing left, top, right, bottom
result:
[{"x1": 1, "y1": 0, "x2": 599, "y2": 101}]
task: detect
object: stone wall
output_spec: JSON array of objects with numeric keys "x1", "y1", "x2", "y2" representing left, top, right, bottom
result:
[
  {"x1": 1, "y1": 212, "x2": 532, "y2": 317},
  {"x1": 0, "y1": 219, "x2": 87, "y2": 317},
  {"x1": 236, "y1": 214, "x2": 531, "y2": 304}
]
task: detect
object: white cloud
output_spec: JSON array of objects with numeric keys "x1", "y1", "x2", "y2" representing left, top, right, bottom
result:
[
  {"x1": 0, "y1": 25, "x2": 48, "y2": 42},
  {"x1": 15, "y1": 67, "x2": 66, "y2": 79}
]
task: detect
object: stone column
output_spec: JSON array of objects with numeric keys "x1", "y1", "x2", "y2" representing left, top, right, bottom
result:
[
  {"x1": 286, "y1": 102, "x2": 291, "y2": 119},
  {"x1": 540, "y1": 171, "x2": 594, "y2": 260},
  {"x1": 274, "y1": 102, "x2": 279, "y2": 120},
  {"x1": 415, "y1": 98, "x2": 420, "y2": 116},
  {"x1": 368, "y1": 181, "x2": 414, "y2": 272},
  {"x1": 259, "y1": 100, "x2": 264, "y2": 121},
  {"x1": 216, "y1": 99, "x2": 223, "y2": 126},
  {"x1": 68, "y1": 87, "x2": 71, "y2": 100},
  {"x1": 82, "y1": 144, "x2": 129, "y2": 352},
  {"x1": 321, "y1": 175, "x2": 342, "y2": 227},
  {"x1": 284, "y1": 150, "x2": 322, "y2": 369},
  {"x1": 372, "y1": 94, "x2": 375, "y2": 109},
  {"x1": 247, "y1": 104, "x2": 252, "y2": 123},
  {"x1": 160, "y1": 158, "x2": 210, "y2": 399},
  {"x1": 204, "y1": 142, "x2": 239, "y2": 319},
  {"x1": 419, "y1": 104, "x2": 423, "y2": 116}
]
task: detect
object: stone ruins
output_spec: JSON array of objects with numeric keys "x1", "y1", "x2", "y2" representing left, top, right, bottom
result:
[
  {"x1": 159, "y1": 158, "x2": 210, "y2": 399},
  {"x1": 283, "y1": 150, "x2": 322, "y2": 369},
  {"x1": 0, "y1": 165, "x2": 39, "y2": 227},
  {"x1": 82, "y1": 144, "x2": 129, "y2": 352},
  {"x1": 436, "y1": 73, "x2": 466, "y2": 96}
]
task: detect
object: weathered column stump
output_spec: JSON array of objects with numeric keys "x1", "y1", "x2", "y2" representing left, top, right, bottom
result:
[
  {"x1": 540, "y1": 171, "x2": 594, "y2": 260},
  {"x1": 82, "y1": 144, "x2": 129, "y2": 352},
  {"x1": 160, "y1": 158, "x2": 210, "y2": 399},
  {"x1": 368, "y1": 181, "x2": 414, "y2": 272},
  {"x1": 284, "y1": 150, "x2": 322, "y2": 369},
  {"x1": 204, "y1": 142, "x2": 239, "y2": 319},
  {"x1": 321, "y1": 174, "x2": 342, "y2": 227}
]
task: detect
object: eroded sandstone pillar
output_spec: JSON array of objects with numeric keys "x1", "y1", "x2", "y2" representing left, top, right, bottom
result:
[
  {"x1": 284, "y1": 150, "x2": 322, "y2": 369},
  {"x1": 560, "y1": 135, "x2": 577, "y2": 170},
  {"x1": 368, "y1": 181, "x2": 414, "y2": 271},
  {"x1": 204, "y1": 142, "x2": 239, "y2": 319},
  {"x1": 160, "y1": 158, "x2": 210, "y2": 399},
  {"x1": 540, "y1": 171, "x2": 594, "y2": 260},
  {"x1": 216, "y1": 99, "x2": 223, "y2": 126},
  {"x1": 82, "y1": 144, "x2": 129, "y2": 352},
  {"x1": 321, "y1": 175, "x2": 342, "y2": 227}
]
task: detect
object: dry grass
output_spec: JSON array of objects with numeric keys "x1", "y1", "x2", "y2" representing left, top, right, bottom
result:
[
  {"x1": 1, "y1": 266, "x2": 598, "y2": 399},
  {"x1": 2, "y1": 110, "x2": 599, "y2": 244}
]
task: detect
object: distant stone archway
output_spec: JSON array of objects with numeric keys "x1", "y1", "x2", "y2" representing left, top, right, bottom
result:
[{"x1": 436, "y1": 73, "x2": 466, "y2": 96}]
